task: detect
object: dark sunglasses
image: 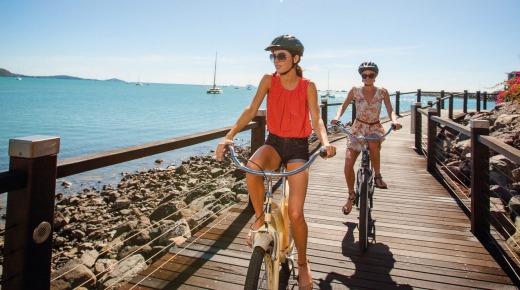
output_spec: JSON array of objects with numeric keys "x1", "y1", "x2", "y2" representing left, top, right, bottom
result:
[
  {"x1": 270, "y1": 52, "x2": 287, "y2": 62},
  {"x1": 361, "y1": 73, "x2": 376, "y2": 79}
]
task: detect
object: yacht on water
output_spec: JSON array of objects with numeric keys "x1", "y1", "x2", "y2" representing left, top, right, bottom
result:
[{"x1": 207, "y1": 52, "x2": 223, "y2": 94}]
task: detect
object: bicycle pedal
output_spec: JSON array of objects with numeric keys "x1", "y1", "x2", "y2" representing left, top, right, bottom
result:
[{"x1": 368, "y1": 219, "x2": 376, "y2": 238}]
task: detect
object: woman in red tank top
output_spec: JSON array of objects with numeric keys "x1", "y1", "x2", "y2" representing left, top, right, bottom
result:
[{"x1": 216, "y1": 35, "x2": 336, "y2": 289}]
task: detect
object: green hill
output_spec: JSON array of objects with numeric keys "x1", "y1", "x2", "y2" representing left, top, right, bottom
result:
[
  {"x1": 0, "y1": 68, "x2": 13, "y2": 77},
  {"x1": 0, "y1": 68, "x2": 125, "y2": 82}
]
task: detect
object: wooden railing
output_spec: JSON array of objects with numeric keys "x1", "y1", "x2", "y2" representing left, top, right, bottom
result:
[
  {"x1": 0, "y1": 112, "x2": 266, "y2": 289},
  {"x1": 413, "y1": 104, "x2": 520, "y2": 284}
]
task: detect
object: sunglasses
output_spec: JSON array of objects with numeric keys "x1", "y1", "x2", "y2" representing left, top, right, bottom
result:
[
  {"x1": 361, "y1": 73, "x2": 376, "y2": 79},
  {"x1": 270, "y1": 52, "x2": 288, "y2": 62}
]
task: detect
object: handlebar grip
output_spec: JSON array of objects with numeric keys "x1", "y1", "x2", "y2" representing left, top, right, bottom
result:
[{"x1": 319, "y1": 147, "x2": 327, "y2": 157}]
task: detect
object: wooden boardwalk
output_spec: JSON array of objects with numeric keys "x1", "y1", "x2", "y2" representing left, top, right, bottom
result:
[{"x1": 122, "y1": 115, "x2": 517, "y2": 290}]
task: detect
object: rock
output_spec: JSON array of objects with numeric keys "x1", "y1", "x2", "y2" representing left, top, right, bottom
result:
[
  {"x1": 80, "y1": 249, "x2": 99, "y2": 268},
  {"x1": 149, "y1": 200, "x2": 185, "y2": 222},
  {"x1": 509, "y1": 195, "x2": 520, "y2": 221},
  {"x1": 99, "y1": 254, "x2": 147, "y2": 289},
  {"x1": 94, "y1": 258, "x2": 118, "y2": 275},
  {"x1": 50, "y1": 260, "x2": 96, "y2": 289},
  {"x1": 210, "y1": 168, "x2": 224, "y2": 178}
]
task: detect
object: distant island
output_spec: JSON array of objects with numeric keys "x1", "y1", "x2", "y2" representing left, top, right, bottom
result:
[{"x1": 0, "y1": 68, "x2": 125, "y2": 82}]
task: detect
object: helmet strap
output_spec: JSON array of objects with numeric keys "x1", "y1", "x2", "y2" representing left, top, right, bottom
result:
[
  {"x1": 280, "y1": 54, "x2": 297, "y2": 75},
  {"x1": 280, "y1": 63, "x2": 295, "y2": 75}
]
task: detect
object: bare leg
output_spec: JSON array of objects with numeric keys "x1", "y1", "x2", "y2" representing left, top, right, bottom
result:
[
  {"x1": 368, "y1": 140, "x2": 387, "y2": 188},
  {"x1": 246, "y1": 145, "x2": 281, "y2": 231},
  {"x1": 343, "y1": 149, "x2": 360, "y2": 214},
  {"x1": 286, "y1": 162, "x2": 313, "y2": 289}
]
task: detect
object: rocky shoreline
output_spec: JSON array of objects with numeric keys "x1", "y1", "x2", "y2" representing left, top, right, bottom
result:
[{"x1": 49, "y1": 146, "x2": 250, "y2": 289}]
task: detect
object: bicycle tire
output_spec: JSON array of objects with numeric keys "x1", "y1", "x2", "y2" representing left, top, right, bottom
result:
[
  {"x1": 358, "y1": 169, "x2": 370, "y2": 252},
  {"x1": 244, "y1": 246, "x2": 275, "y2": 290}
]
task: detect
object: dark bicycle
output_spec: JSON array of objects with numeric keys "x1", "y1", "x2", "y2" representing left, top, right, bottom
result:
[{"x1": 334, "y1": 121, "x2": 394, "y2": 251}]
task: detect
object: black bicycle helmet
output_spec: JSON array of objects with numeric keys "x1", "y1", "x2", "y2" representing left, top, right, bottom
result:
[
  {"x1": 265, "y1": 34, "x2": 304, "y2": 56},
  {"x1": 358, "y1": 61, "x2": 379, "y2": 74}
]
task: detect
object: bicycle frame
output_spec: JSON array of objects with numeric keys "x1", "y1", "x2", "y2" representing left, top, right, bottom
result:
[
  {"x1": 335, "y1": 121, "x2": 394, "y2": 251},
  {"x1": 227, "y1": 145, "x2": 325, "y2": 289}
]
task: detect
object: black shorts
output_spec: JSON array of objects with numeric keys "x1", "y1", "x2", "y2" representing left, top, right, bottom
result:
[{"x1": 265, "y1": 133, "x2": 310, "y2": 164}]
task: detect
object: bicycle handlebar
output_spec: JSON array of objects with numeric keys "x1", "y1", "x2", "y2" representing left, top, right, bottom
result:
[
  {"x1": 226, "y1": 145, "x2": 326, "y2": 177},
  {"x1": 334, "y1": 121, "x2": 395, "y2": 141}
]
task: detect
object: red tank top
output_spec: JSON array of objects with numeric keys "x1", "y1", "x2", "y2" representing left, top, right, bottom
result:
[{"x1": 266, "y1": 74, "x2": 312, "y2": 138}]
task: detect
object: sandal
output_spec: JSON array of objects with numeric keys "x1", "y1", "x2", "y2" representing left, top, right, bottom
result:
[
  {"x1": 297, "y1": 259, "x2": 313, "y2": 290},
  {"x1": 374, "y1": 173, "x2": 388, "y2": 189},
  {"x1": 342, "y1": 192, "x2": 356, "y2": 215}
]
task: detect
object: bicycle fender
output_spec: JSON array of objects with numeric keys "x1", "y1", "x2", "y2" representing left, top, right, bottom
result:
[{"x1": 253, "y1": 232, "x2": 274, "y2": 251}]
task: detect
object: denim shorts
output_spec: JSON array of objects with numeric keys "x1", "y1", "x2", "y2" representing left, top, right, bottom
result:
[{"x1": 265, "y1": 133, "x2": 310, "y2": 164}]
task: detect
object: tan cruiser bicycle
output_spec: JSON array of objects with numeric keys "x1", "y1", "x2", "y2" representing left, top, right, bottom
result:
[{"x1": 226, "y1": 145, "x2": 326, "y2": 290}]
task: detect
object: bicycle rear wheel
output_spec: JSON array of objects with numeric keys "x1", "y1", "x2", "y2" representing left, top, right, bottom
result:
[
  {"x1": 244, "y1": 246, "x2": 275, "y2": 290},
  {"x1": 358, "y1": 169, "x2": 370, "y2": 252}
]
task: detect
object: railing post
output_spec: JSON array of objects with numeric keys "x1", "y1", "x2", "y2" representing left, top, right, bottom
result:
[
  {"x1": 476, "y1": 91, "x2": 481, "y2": 112},
  {"x1": 250, "y1": 110, "x2": 266, "y2": 156},
  {"x1": 440, "y1": 90, "x2": 445, "y2": 109},
  {"x1": 416, "y1": 89, "x2": 422, "y2": 103},
  {"x1": 436, "y1": 97, "x2": 441, "y2": 117},
  {"x1": 321, "y1": 98, "x2": 328, "y2": 125},
  {"x1": 483, "y1": 91, "x2": 488, "y2": 110},
  {"x1": 395, "y1": 91, "x2": 400, "y2": 117},
  {"x1": 3, "y1": 136, "x2": 60, "y2": 290},
  {"x1": 463, "y1": 90, "x2": 468, "y2": 113},
  {"x1": 470, "y1": 120, "x2": 490, "y2": 242},
  {"x1": 449, "y1": 93, "x2": 454, "y2": 120},
  {"x1": 427, "y1": 108, "x2": 438, "y2": 173},
  {"x1": 414, "y1": 102, "x2": 422, "y2": 153}
]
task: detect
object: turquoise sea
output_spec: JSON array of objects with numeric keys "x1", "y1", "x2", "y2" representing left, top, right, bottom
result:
[{"x1": 0, "y1": 77, "x2": 495, "y2": 200}]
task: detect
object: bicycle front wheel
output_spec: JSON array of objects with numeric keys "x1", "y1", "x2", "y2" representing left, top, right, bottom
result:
[
  {"x1": 358, "y1": 169, "x2": 370, "y2": 252},
  {"x1": 244, "y1": 246, "x2": 275, "y2": 290}
]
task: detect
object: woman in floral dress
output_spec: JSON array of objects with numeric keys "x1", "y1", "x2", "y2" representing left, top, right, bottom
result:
[{"x1": 331, "y1": 62, "x2": 402, "y2": 215}]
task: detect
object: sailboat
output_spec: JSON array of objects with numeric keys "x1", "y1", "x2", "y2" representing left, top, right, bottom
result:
[
  {"x1": 207, "y1": 52, "x2": 223, "y2": 94},
  {"x1": 320, "y1": 70, "x2": 335, "y2": 99}
]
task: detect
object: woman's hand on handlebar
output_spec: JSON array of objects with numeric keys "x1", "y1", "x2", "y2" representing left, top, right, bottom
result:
[
  {"x1": 323, "y1": 144, "x2": 336, "y2": 158},
  {"x1": 392, "y1": 122, "x2": 402, "y2": 130},
  {"x1": 216, "y1": 138, "x2": 234, "y2": 161}
]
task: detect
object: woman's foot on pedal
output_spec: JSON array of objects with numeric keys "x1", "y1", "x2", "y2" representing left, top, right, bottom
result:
[
  {"x1": 297, "y1": 259, "x2": 313, "y2": 290},
  {"x1": 374, "y1": 173, "x2": 388, "y2": 189},
  {"x1": 246, "y1": 216, "x2": 264, "y2": 247},
  {"x1": 342, "y1": 192, "x2": 356, "y2": 215}
]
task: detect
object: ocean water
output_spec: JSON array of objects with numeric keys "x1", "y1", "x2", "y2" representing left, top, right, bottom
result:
[{"x1": 0, "y1": 77, "x2": 495, "y2": 199}]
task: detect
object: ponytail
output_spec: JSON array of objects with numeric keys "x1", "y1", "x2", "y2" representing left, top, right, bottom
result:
[{"x1": 295, "y1": 64, "x2": 303, "y2": 77}]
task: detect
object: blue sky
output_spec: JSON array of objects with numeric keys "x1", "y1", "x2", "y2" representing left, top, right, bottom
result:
[{"x1": 1, "y1": 0, "x2": 518, "y2": 92}]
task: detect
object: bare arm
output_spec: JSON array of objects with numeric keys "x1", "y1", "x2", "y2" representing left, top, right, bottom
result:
[
  {"x1": 307, "y1": 81, "x2": 336, "y2": 158},
  {"x1": 381, "y1": 88, "x2": 402, "y2": 130},
  {"x1": 215, "y1": 74, "x2": 271, "y2": 160},
  {"x1": 332, "y1": 87, "x2": 355, "y2": 123}
]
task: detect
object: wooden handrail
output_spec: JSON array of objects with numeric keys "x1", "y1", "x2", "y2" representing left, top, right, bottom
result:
[{"x1": 57, "y1": 123, "x2": 257, "y2": 178}]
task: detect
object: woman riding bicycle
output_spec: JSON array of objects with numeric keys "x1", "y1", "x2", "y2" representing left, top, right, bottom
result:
[
  {"x1": 331, "y1": 62, "x2": 402, "y2": 216},
  {"x1": 216, "y1": 34, "x2": 336, "y2": 290}
]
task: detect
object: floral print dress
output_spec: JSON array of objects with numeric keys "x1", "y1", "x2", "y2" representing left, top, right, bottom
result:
[{"x1": 347, "y1": 86, "x2": 386, "y2": 152}]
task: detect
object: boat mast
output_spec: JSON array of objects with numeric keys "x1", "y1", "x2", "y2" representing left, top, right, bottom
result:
[{"x1": 212, "y1": 52, "x2": 217, "y2": 89}]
